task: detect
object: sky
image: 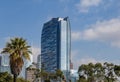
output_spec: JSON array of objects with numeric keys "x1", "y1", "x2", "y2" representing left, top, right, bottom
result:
[{"x1": 0, "y1": 0, "x2": 120, "y2": 69}]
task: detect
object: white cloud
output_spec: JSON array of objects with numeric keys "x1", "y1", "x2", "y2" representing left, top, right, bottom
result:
[
  {"x1": 71, "y1": 50, "x2": 97, "y2": 69},
  {"x1": 31, "y1": 46, "x2": 41, "y2": 62},
  {"x1": 71, "y1": 51, "x2": 98, "y2": 69},
  {"x1": 75, "y1": 56, "x2": 120, "y2": 69},
  {"x1": 76, "y1": 0, "x2": 102, "y2": 13},
  {"x1": 75, "y1": 17, "x2": 120, "y2": 47},
  {"x1": 77, "y1": 57, "x2": 104, "y2": 65},
  {"x1": 72, "y1": 53, "x2": 120, "y2": 69},
  {"x1": 71, "y1": 31, "x2": 81, "y2": 41},
  {"x1": 79, "y1": 57, "x2": 97, "y2": 64},
  {"x1": 72, "y1": 52, "x2": 104, "y2": 69}
]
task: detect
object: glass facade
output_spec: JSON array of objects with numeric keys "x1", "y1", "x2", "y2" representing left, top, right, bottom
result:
[
  {"x1": 41, "y1": 18, "x2": 59, "y2": 72},
  {"x1": 37, "y1": 54, "x2": 41, "y2": 69},
  {"x1": 41, "y1": 17, "x2": 71, "y2": 77},
  {"x1": 0, "y1": 56, "x2": 1, "y2": 66}
]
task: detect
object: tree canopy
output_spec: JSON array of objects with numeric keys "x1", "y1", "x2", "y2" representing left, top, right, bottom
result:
[{"x1": 78, "y1": 62, "x2": 120, "y2": 82}]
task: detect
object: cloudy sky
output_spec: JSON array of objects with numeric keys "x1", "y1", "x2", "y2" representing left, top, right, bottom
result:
[{"x1": 0, "y1": 0, "x2": 120, "y2": 69}]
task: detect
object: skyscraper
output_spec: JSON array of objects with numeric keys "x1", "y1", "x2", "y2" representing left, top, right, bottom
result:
[
  {"x1": 0, "y1": 56, "x2": 1, "y2": 66},
  {"x1": 41, "y1": 17, "x2": 71, "y2": 80},
  {"x1": 37, "y1": 54, "x2": 41, "y2": 69}
]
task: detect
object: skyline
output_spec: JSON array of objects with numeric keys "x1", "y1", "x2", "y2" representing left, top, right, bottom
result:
[{"x1": 0, "y1": 0, "x2": 120, "y2": 69}]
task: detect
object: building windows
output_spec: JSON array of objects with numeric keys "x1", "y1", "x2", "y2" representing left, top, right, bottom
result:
[{"x1": 41, "y1": 17, "x2": 71, "y2": 80}]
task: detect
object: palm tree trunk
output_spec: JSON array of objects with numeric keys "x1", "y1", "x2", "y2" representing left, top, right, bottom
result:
[
  {"x1": 108, "y1": 79, "x2": 109, "y2": 82},
  {"x1": 13, "y1": 75, "x2": 17, "y2": 82}
]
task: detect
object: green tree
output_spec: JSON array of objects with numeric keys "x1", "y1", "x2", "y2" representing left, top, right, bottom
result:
[
  {"x1": 114, "y1": 65, "x2": 120, "y2": 78},
  {"x1": 0, "y1": 72, "x2": 29, "y2": 82},
  {"x1": 0, "y1": 72, "x2": 12, "y2": 82},
  {"x1": 103, "y1": 62, "x2": 116, "y2": 82},
  {"x1": 78, "y1": 75, "x2": 87, "y2": 82},
  {"x1": 35, "y1": 69, "x2": 41, "y2": 80},
  {"x1": 78, "y1": 62, "x2": 120, "y2": 82},
  {"x1": 56, "y1": 69, "x2": 63, "y2": 81},
  {"x1": 1, "y1": 37, "x2": 31, "y2": 82},
  {"x1": 41, "y1": 70, "x2": 49, "y2": 81},
  {"x1": 87, "y1": 63, "x2": 95, "y2": 82},
  {"x1": 17, "y1": 78, "x2": 29, "y2": 82},
  {"x1": 94, "y1": 63, "x2": 104, "y2": 82},
  {"x1": 78, "y1": 63, "x2": 95, "y2": 82},
  {"x1": 78, "y1": 64, "x2": 88, "y2": 82}
]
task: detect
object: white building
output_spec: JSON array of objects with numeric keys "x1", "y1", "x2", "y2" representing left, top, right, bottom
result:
[
  {"x1": 0, "y1": 54, "x2": 10, "y2": 73},
  {"x1": 70, "y1": 69, "x2": 79, "y2": 82}
]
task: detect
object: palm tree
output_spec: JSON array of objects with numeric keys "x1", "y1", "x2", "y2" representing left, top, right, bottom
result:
[{"x1": 1, "y1": 37, "x2": 31, "y2": 82}]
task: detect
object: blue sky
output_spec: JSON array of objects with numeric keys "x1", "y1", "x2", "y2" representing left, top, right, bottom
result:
[{"x1": 0, "y1": 0, "x2": 120, "y2": 69}]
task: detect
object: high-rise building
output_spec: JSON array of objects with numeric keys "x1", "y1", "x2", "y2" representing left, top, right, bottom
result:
[
  {"x1": 41, "y1": 17, "x2": 71, "y2": 80},
  {"x1": 37, "y1": 54, "x2": 41, "y2": 69},
  {"x1": 0, "y1": 56, "x2": 2, "y2": 66}
]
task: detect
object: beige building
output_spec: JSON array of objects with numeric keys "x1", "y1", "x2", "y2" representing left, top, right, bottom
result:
[{"x1": 25, "y1": 63, "x2": 37, "y2": 82}]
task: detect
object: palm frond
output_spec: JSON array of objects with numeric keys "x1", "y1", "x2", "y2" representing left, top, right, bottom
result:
[{"x1": 1, "y1": 37, "x2": 32, "y2": 76}]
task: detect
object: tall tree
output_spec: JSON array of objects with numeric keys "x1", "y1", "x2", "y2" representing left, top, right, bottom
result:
[
  {"x1": 103, "y1": 62, "x2": 116, "y2": 82},
  {"x1": 114, "y1": 65, "x2": 120, "y2": 79},
  {"x1": 1, "y1": 37, "x2": 31, "y2": 82},
  {"x1": 94, "y1": 63, "x2": 104, "y2": 82},
  {"x1": 78, "y1": 64, "x2": 89, "y2": 82},
  {"x1": 78, "y1": 63, "x2": 95, "y2": 82},
  {"x1": 87, "y1": 63, "x2": 95, "y2": 82}
]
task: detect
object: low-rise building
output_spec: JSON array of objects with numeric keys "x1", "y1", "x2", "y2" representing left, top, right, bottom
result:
[
  {"x1": 25, "y1": 63, "x2": 37, "y2": 82},
  {"x1": 0, "y1": 55, "x2": 11, "y2": 73},
  {"x1": 70, "y1": 69, "x2": 79, "y2": 82}
]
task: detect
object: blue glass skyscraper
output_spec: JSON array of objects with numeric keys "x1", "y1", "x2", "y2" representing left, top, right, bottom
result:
[{"x1": 41, "y1": 17, "x2": 71, "y2": 79}]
